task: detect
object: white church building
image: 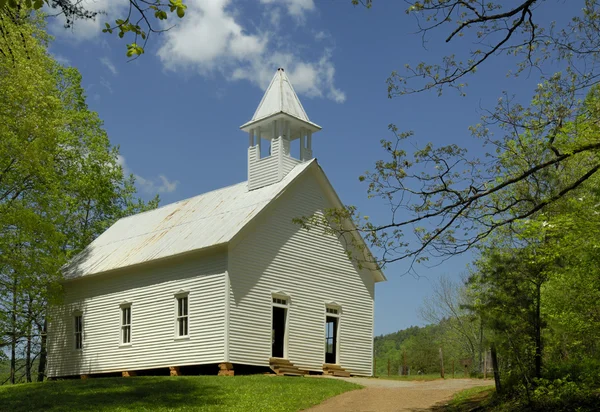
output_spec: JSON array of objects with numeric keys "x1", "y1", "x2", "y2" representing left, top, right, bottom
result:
[{"x1": 47, "y1": 68, "x2": 386, "y2": 378}]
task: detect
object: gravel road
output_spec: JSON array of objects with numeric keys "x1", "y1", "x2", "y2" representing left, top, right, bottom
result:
[{"x1": 305, "y1": 377, "x2": 493, "y2": 412}]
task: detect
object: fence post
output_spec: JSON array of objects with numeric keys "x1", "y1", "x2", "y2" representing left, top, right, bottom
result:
[{"x1": 439, "y1": 347, "x2": 445, "y2": 379}]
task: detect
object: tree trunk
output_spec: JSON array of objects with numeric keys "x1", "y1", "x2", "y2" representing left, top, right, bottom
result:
[
  {"x1": 491, "y1": 343, "x2": 502, "y2": 394},
  {"x1": 479, "y1": 319, "x2": 484, "y2": 373},
  {"x1": 37, "y1": 318, "x2": 47, "y2": 382},
  {"x1": 534, "y1": 282, "x2": 542, "y2": 379},
  {"x1": 25, "y1": 298, "x2": 32, "y2": 383},
  {"x1": 10, "y1": 276, "x2": 17, "y2": 384}
]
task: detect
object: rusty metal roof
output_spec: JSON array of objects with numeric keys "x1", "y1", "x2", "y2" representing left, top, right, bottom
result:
[{"x1": 63, "y1": 160, "x2": 316, "y2": 279}]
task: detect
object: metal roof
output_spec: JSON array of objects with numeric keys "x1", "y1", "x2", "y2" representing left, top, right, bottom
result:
[
  {"x1": 252, "y1": 68, "x2": 309, "y2": 123},
  {"x1": 240, "y1": 68, "x2": 321, "y2": 133},
  {"x1": 63, "y1": 160, "x2": 316, "y2": 279}
]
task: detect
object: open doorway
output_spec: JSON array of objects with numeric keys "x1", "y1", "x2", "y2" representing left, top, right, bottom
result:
[
  {"x1": 272, "y1": 306, "x2": 286, "y2": 358},
  {"x1": 325, "y1": 316, "x2": 338, "y2": 364}
]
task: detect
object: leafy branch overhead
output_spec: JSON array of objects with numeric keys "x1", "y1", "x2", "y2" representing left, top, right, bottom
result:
[
  {"x1": 0, "y1": 0, "x2": 187, "y2": 57},
  {"x1": 304, "y1": 1, "x2": 600, "y2": 271}
]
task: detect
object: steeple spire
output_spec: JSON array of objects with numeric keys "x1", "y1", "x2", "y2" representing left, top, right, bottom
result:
[
  {"x1": 251, "y1": 67, "x2": 310, "y2": 124},
  {"x1": 241, "y1": 68, "x2": 321, "y2": 191}
]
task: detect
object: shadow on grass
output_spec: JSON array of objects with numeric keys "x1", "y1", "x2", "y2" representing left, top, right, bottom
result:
[{"x1": 1, "y1": 377, "x2": 224, "y2": 412}]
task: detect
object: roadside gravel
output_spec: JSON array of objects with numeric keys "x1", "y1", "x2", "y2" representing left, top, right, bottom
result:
[{"x1": 304, "y1": 377, "x2": 492, "y2": 412}]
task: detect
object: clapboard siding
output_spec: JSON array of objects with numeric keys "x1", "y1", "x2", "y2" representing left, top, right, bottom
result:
[
  {"x1": 248, "y1": 137, "x2": 302, "y2": 190},
  {"x1": 228, "y1": 169, "x2": 375, "y2": 376},
  {"x1": 248, "y1": 141, "x2": 281, "y2": 190},
  {"x1": 47, "y1": 251, "x2": 227, "y2": 377}
]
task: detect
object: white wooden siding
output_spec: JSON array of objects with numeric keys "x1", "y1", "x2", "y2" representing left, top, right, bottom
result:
[
  {"x1": 281, "y1": 139, "x2": 301, "y2": 176},
  {"x1": 248, "y1": 137, "x2": 301, "y2": 191},
  {"x1": 47, "y1": 250, "x2": 227, "y2": 377},
  {"x1": 228, "y1": 169, "x2": 375, "y2": 376},
  {"x1": 248, "y1": 142, "x2": 280, "y2": 190}
]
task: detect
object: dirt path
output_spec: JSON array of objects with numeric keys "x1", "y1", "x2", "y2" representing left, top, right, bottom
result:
[{"x1": 305, "y1": 377, "x2": 492, "y2": 412}]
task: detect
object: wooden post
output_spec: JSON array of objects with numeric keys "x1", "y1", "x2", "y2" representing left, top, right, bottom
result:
[
  {"x1": 439, "y1": 347, "x2": 445, "y2": 379},
  {"x1": 403, "y1": 350, "x2": 407, "y2": 376},
  {"x1": 257, "y1": 128, "x2": 262, "y2": 157},
  {"x1": 387, "y1": 358, "x2": 390, "y2": 377},
  {"x1": 452, "y1": 360, "x2": 455, "y2": 379}
]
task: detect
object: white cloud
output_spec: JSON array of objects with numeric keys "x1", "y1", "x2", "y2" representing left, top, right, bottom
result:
[
  {"x1": 231, "y1": 49, "x2": 346, "y2": 103},
  {"x1": 260, "y1": 0, "x2": 315, "y2": 20},
  {"x1": 48, "y1": 0, "x2": 344, "y2": 104},
  {"x1": 135, "y1": 174, "x2": 179, "y2": 194},
  {"x1": 99, "y1": 77, "x2": 113, "y2": 94},
  {"x1": 118, "y1": 155, "x2": 179, "y2": 194},
  {"x1": 100, "y1": 56, "x2": 118, "y2": 75},
  {"x1": 51, "y1": 53, "x2": 71, "y2": 66},
  {"x1": 157, "y1": 0, "x2": 267, "y2": 73},
  {"x1": 157, "y1": 0, "x2": 344, "y2": 103},
  {"x1": 314, "y1": 31, "x2": 328, "y2": 41}
]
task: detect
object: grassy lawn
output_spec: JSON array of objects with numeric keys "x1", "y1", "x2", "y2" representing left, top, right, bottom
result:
[
  {"x1": 435, "y1": 385, "x2": 495, "y2": 411},
  {"x1": 0, "y1": 375, "x2": 360, "y2": 412}
]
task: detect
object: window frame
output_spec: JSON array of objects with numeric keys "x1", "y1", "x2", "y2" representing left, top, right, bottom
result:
[
  {"x1": 73, "y1": 311, "x2": 83, "y2": 351},
  {"x1": 120, "y1": 303, "x2": 132, "y2": 346},
  {"x1": 174, "y1": 292, "x2": 190, "y2": 339}
]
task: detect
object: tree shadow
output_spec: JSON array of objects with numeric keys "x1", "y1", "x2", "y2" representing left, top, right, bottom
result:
[{"x1": 1, "y1": 377, "x2": 224, "y2": 412}]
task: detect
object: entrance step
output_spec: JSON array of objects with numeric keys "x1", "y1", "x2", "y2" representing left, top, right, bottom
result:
[
  {"x1": 269, "y1": 358, "x2": 304, "y2": 376},
  {"x1": 323, "y1": 363, "x2": 351, "y2": 377}
]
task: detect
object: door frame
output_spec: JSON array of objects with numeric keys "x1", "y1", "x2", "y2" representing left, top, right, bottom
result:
[
  {"x1": 324, "y1": 304, "x2": 341, "y2": 364},
  {"x1": 271, "y1": 293, "x2": 290, "y2": 359}
]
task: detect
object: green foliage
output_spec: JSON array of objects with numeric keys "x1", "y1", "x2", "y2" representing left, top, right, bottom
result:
[
  {"x1": 0, "y1": 12, "x2": 158, "y2": 383},
  {"x1": 0, "y1": 1, "x2": 186, "y2": 57},
  {"x1": 374, "y1": 320, "x2": 481, "y2": 377},
  {"x1": 0, "y1": 375, "x2": 360, "y2": 411}
]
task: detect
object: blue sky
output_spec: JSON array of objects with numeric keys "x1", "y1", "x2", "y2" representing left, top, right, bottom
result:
[{"x1": 47, "y1": 0, "x2": 564, "y2": 336}]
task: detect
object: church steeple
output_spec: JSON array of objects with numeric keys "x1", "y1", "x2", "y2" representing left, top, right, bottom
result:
[{"x1": 241, "y1": 68, "x2": 321, "y2": 191}]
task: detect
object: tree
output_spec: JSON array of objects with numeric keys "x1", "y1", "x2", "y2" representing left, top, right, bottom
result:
[
  {"x1": 0, "y1": 12, "x2": 158, "y2": 383},
  {"x1": 0, "y1": 0, "x2": 187, "y2": 57},
  {"x1": 302, "y1": 1, "x2": 600, "y2": 270},
  {"x1": 420, "y1": 274, "x2": 485, "y2": 373}
]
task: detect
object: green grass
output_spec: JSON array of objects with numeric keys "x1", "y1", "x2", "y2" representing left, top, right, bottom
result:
[
  {"x1": 0, "y1": 375, "x2": 360, "y2": 412},
  {"x1": 435, "y1": 385, "x2": 495, "y2": 411}
]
